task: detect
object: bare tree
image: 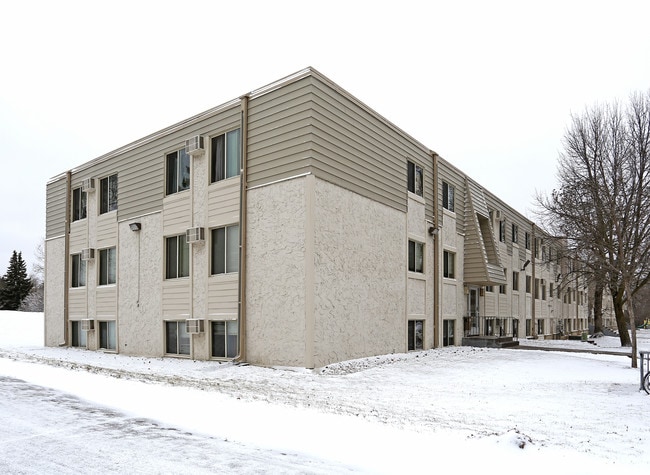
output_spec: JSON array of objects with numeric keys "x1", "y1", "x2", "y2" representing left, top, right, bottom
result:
[
  {"x1": 537, "y1": 91, "x2": 650, "y2": 368},
  {"x1": 19, "y1": 239, "x2": 44, "y2": 312}
]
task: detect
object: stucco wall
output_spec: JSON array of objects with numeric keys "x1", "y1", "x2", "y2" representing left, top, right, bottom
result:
[
  {"x1": 118, "y1": 212, "x2": 164, "y2": 356},
  {"x1": 44, "y1": 237, "x2": 65, "y2": 346},
  {"x1": 312, "y1": 178, "x2": 406, "y2": 367},
  {"x1": 246, "y1": 177, "x2": 308, "y2": 367}
]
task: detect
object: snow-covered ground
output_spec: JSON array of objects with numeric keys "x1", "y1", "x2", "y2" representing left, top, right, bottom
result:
[{"x1": 2, "y1": 311, "x2": 650, "y2": 474}]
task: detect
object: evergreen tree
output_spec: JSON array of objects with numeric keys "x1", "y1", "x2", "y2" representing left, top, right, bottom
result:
[{"x1": 0, "y1": 251, "x2": 33, "y2": 310}]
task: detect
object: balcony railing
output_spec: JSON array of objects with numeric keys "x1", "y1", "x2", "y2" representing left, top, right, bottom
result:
[{"x1": 463, "y1": 316, "x2": 518, "y2": 339}]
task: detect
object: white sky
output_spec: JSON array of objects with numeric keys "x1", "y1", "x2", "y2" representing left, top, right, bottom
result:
[{"x1": 1, "y1": 0, "x2": 649, "y2": 272}]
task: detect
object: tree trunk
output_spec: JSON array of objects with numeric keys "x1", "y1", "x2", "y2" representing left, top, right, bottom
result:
[
  {"x1": 624, "y1": 281, "x2": 638, "y2": 368},
  {"x1": 593, "y1": 285, "x2": 604, "y2": 334},
  {"x1": 611, "y1": 286, "x2": 632, "y2": 347}
]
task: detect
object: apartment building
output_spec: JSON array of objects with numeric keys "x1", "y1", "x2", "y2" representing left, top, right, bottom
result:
[{"x1": 44, "y1": 67, "x2": 588, "y2": 368}]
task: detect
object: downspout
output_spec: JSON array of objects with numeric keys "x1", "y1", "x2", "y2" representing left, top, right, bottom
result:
[
  {"x1": 531, "y1": 223, "x2": 537, "y2": 338},
  {"x1": 432, "y1": 152, "x2": 440, "y2": 348},
  {"x1": 235, "y1": 94, "x2": 250, "y2": 363},
  {"x1": 63, "y1": 171, "x2": 71, "y2": 345},
  {"x1": 189, "y1": 150, "x2": 195, "y2": 360}
]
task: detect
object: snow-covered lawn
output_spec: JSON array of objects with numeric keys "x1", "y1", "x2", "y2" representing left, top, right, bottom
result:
[{"x1": 1, "y1": 311, "x2": 650, "y2": 474}]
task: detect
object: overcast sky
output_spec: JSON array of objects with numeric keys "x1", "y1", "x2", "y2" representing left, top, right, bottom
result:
[{"x1": 1, "y1": 0, "x2": 649, "y2": 272}]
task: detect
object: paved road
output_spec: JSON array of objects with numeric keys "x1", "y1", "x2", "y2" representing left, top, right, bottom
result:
[{"x1": 0, "y1": 376, "x2": 354, "y2": 474}]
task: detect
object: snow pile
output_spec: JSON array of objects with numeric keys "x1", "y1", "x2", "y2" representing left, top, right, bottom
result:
[{"x1": 2, "y1": 310, "x2": 650, "y2": 474}]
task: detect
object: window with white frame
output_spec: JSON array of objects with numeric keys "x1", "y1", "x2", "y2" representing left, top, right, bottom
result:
[
  {"x1": 100, "y1": 174, "x2": 118, "y2": 214},
  {"x1": 165, "y1": 234, "x2": 189, "y2": 279},
  {"x1": 71, "y1": 321, "x2": 87, "y2": 347},
  {"x1": 165, "y1": 321, "x2": 190, "y2": 355},
  {"x1": 98, "y1": 247, "x2": 116, "y2": 286},
  {"x1": 541, "y1": 280, "x2": 547, "y2": 300},
  {"x1": 500, "y1": 269, "x2": 507, "y2": 294},
  {"x1": 499, "y1": 220, "x2": 506, "y2": 242},
  {"x1": 211, "y1": 321, "x2": 238, "y2": 358},
  {"x1": 166, "y1": 147, "x2": 190, "y2": 195},
  {"x1": 443, "y1": 319, "x2": 455, "y2": 346},
  {"x1": 408, "y1": 320, "x2": 423, "y2": 351},
  {"x1": 512, "y1": 271, "x2": 519, "y2": 291},
  {"x1": 211, "y1": 225, "x2": 239, "y2": 275},
  {"x1": 442, "y1": 181, "x2": 455, "y2": 212},
  {"x1": 72, "y1": 187, "x2": 87, "y2": 221},
  {"x1": 211, "y1": 129, "x2": 241, "y2": 183},
  {"x1": 99, "y1": 320, "x2": 116, "y2": 350},
  {"x1": 71, "y1": 254, "x2": 86, "y2": 288},
  {"x1": 512, "y1": 223, "x2": 518, "y2": 244},
  {"x1": 443, "y1": 250, "x2": 455, "y2": 279},
  {"x1": 537, "y1": 318, "x2": 545, "y2": 335},
  {"x1": 525, "y1": 232, "x2": 531, "y2": 250},
  {"x1": 526, "y1": 275, "x2": 532, "y2": 294},
  {"x1": 408, "y1": 240, "x2": 424, "y2": 273}
]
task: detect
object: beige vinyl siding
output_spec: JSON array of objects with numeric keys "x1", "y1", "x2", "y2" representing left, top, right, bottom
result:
[
  {"x1": 162, "y1": 280, "x2": 190, "y2": 317},
  {"x1": 207, "y1": 178, "x2": 240, "y2": 225},
  {"x1": 162, "y1": 192, "x2": 192, "y2": 234},
  {"x1": 309, "y1": 76, "x2": 433, "y2": 218},
  {"x1": 69, "y1": 221, "x2": 88, "y2": 252},
  {"x1": 247, "y1": 76, "x2": 314, "y2": 187},
  {"x1": 96, "y1": 213, "x2": 117, "y2": 248},
  {"x1": 208, "y1": 275, "x2": 238, "y2": 315},
  {"x1": 46, "y1": 177, "x2": 67, "y2": 239},
  {"x1": 68, "y1": 289, "x2": 87, "y2": 318},
  {"x1": 96, "y1": 286, "x2": 117, "y2": 318}
]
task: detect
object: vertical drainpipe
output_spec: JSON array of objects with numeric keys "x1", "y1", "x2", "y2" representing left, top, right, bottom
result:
[
  {"x1": 235, "y1": 94, "x2": 250, "y2": 363},
  {"x1": 63, "y1": 171, "x2": 71, "y2": 345},
  {"x1": 531, "y1": 222, "x2": 537, "y2": 339},
  {"x1": 432, "y1": 152, "x2": 440, "y2": 348},
  {"x1": 189, "y1": 146, "x2": 195, "y2": 360}
]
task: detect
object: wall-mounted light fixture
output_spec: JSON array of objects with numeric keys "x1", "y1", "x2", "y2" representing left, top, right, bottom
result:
[
  {"x1": 521, "y1": 259, "x2": 530, "y2": 271},
  {"x1": 428, "y1": 226, "x2": 439, "y2": 236},
  {"x1": 129, "y1": 222, "x2": 142, "y2": 232}
]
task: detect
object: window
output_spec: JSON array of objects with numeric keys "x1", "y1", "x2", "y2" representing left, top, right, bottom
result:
[
  {"x1": 549, "y1": 283, "x2": 554, "y2": 299},
  {"x1": 525, "y1": 275, "x2": 532, "y2": 293},
  {"x1": 71, "y1": 254, "x2": 86, "y2": 288},
  {"x1": 537, "y1": 318, "x2": 545, "y2": 335},
  {"x1": 407, "y1": 161, "x2": 423, "y2": 197},
  {"x1": 166, "y1": 147, "x2": 190, "y2": 195},
  {"x1": 534, "y1": 278, "x2": 540, "y2": 299},
  {"x1": 443, "y1": 320, "x2": 455, "y2": 346},
  {"x1": 211, "y1": 225, "x2": 239, "y2": 275},
  {"x1": 500, "y1": 269, "x2": 507, "y2": 294},
  {"x1": 408, "y1": 320, "x2": 423, "y2": 351},
  {"x1": 541, "y1": 246, "x2": 547, "y2": 262},
  {"x1": 443, "y1": 251, "x2": 455, "y2": 279},
  {"x1": 526, "y1": 319, "x2": 531, "y2": 336},
  {"x1": 486, "y1": 285, "x2": 493, "y2": 292},
  {"x1": 165, "y1": 234, "x2": 189, "y2": 279},
  {"x1": 408, "y1": 240, "x2": 424, "y2": 273},
  {"x1": 442, "y1": 181, "x2": 455, "y2": 212},
  {"x1": 541, "y1": 280, "x2": 547, "y2": 300},
  {"x1": 71, "y1": 321, "x2": 87, "y2": 348},
  {"x1": 512, "y1": 271, "x2": 519, "y2": 291},
  {"x1": 212, "y1": 321, "x2": 238, "y2": 358},
  {"x1": 72, "y1": 187, "x2": 87, "y2": 221},
  {"x1": 525, "y1": 232, "x2": 531, "y2": 250},
  {"x1": 499, "y1": 220, "x2": 506, "y2": 242},
  {"x1": 100, "y1": 174, "x2": 118, "y2": 214},
  {"x1": 211, "y1": 129, "x2": 241, "y2": 183},
  {"x1": 99, "y1": 247, "x2": 116, "y2": 286},
  {"x1": 165, "y1": 321, "x2": 190, "y2": 355},
  {"x1": 512, "y1": 224, "x2": 518, "y2": 244},
  {"x1": 99, "y1": 321, "x2": 116, "y2": 350}
]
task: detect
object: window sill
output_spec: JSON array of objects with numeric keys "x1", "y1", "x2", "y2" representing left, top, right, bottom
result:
[
  {"x1": 407, "y1": 271, "x2": 426, "y2": 281},
  {"x1": 407, "y1": 192, "x2": 425, "y2": 205},
  {"x1": 442, "y1": 208, "x2": 456, "y2": 217}
]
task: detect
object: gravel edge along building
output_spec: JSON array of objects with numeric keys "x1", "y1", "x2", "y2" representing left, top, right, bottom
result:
[{"x1": 44, "y1": 67, "x2": 589, "y2": 368}]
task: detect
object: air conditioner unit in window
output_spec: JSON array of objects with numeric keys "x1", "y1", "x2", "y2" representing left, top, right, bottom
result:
[
  {"x1": 186, "y1": 227, "x2": 205, "y2": 243},
  {"x1": 81, "y1": 319, "x2": 95, "y2": 331},
  {"x1": 81, "y1": 178, "x2": 95, "y2": 192},
  {"x1": 185, "y1": 319, "x2": 205, "y2": 334},
  {"x1": 185, "y1": 135, "x2": 205, "y2": 155},
  {"x1": 81, "y1": 248, "x2": 95, "y2": 260}
]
